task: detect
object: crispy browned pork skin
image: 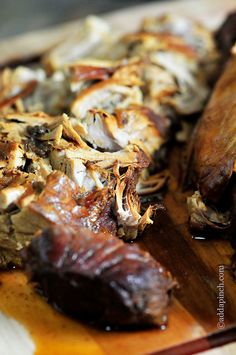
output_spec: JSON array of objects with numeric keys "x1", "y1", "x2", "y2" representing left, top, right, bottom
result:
[
  {"x1": 24, "y1": 226, "x2": 174, "y2": 327},
  {"x1": 187, "y1": 56, "x2": 236, "y2": 231}
]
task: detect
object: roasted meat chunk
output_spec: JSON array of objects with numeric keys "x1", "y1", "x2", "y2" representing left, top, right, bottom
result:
[
  {"x1": 12, "y1": 171, "x2": 117, "y2": 240},
  {"x1": 187, "y1": 56, "x2": 236, "y2": 231},
  {"x1": 24, "y1": 226, "x2": 174, "y2": 327},
  {"x1": 215, "y1": 11, "x2": 236, "y2": 58}
]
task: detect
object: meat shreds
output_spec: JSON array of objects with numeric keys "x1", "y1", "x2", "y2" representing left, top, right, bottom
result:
[
  {"x1": 141, "y1": 14, "x2": 219, "y2": 77},
  {"x1": 187, "y1": 191, "x2": 231, "y2": 231},
  {"x1": 0, "y1": 67, "x2": 71, "y2": 116},
  {"x1": 24, "y1": 226, "x2": 174, "y2": 327},
  {"x1": 104, "y1": 32, "x2": 216, "y2": 115},
  {"x1": 78, "y1": 106, "x2": 168, "y2": 157},
  {"x1": 50, "y1": 143, "x2": 150, "y2": 191},
  {"x1": 71, "y1": 78, "x2": 143, "y2": 118},
  {"x1": 187, "y1": 55, "x2": 236, "y2": 231},
  {"x1": 0, "y1": 66, "x2": 38, "y2": 113},
  {"x1": 0, "y1": 141, "x2": 25, "y2": 169},
  {"x1": 115, "y1": 167, "x2": 155, "y2": 240}
]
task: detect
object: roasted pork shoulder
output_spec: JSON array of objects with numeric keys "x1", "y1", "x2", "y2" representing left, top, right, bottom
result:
[{"x1": 187, "y1": 55, "x2": 236, "y2": 231}]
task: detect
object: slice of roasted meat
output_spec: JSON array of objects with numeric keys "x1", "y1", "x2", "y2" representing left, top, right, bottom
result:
[
  {"x1": 187, "y1": 55, "x2": 236, "y2": 231},
  {"x1": 24, "y1": 226, "x2": 174, "y2": 327}
]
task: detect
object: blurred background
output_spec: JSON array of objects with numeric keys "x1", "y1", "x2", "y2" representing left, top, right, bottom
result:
[{"x1": 0, "y1": 0, "x2": 174, "y2": 39}]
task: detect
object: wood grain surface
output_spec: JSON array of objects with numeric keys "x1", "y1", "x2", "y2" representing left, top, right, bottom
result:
[{"x1": 0, "y1": 1, "x2": 236, "y2": 354}]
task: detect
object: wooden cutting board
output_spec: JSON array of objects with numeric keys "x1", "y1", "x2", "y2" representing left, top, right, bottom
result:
[{"x1": 0, "y1": 1, "x2": 236, "y2": 354}]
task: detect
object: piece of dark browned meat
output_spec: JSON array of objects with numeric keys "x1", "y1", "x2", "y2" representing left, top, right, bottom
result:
[
  {"x1": 187, "y1": 57, "x2": 236, "y2": 204},
  {"x1": 215, "y1": 11, "x2": 236, "y2": 58},
  {"x1": 187, "y1": 56, "x2": 236, "y2": 232},
  {"x1": 24, "y1": 226, "x2": 174, "y2": 328}
]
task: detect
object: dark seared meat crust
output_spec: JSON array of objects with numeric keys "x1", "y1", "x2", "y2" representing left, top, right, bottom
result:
[
  {"x1": 187, "y1": 57, "x2": 236, "y2": 204},
  {"x1": 24, "y1": 226, "x2": 174, "y2": 327}
]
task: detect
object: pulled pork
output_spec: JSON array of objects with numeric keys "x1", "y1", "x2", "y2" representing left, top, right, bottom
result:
[{"x1": 0, "y1": 13, "x2": 219, "y2": 266}]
